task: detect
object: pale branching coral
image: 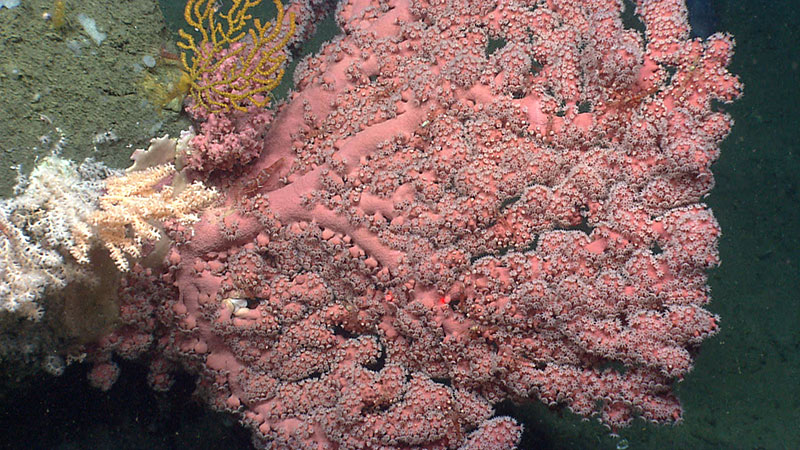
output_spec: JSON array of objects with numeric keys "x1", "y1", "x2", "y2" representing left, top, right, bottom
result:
[
  {"x1": 0, "y1": 156, "x2": 111, "y2": 320},
  {"x1": 90, "y1": 163, "x2": 219, "y2": 272},
  {"x1": 0, "y1": 212, "x2": 61, "y2": 320},
  {"x1": 0, "y1": 135, "x2": 218, "y2": 316}
]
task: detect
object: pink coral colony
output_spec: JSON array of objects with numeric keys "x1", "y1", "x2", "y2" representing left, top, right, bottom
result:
[{"x1": 88, "y1": 0, "x2": 741, "y2": 448}]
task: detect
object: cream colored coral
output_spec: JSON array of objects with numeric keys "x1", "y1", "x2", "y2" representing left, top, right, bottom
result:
[
  {"x1": 0, "y1": 155, "x2": 110, "y2": 319},
  {"x1": 89, "y1": 164, "x2": 218, "y2": 271}
]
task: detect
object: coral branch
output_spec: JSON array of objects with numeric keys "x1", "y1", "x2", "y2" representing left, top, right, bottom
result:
[
  {"x1": 90, "y1": 162, "x2": 219, "y2": 272},
  {"x1": 177, "y1": 0, "x2": 295, "y2": 112}
]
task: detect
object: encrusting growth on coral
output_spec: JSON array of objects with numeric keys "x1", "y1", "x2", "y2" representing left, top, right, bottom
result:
[{"x1": 177, "y1": 0, "x2": 295, "y2": 113}]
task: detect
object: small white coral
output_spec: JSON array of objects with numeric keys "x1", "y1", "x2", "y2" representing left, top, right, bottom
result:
[
  {"x1": 0, "y1": 213, "x2": 55, "y2": 320},
  {"x1": 16, "y1": 156, "x2": 113, "y2": 262},
  {"x1": 0, "y1": 156, "x2": 110, "y2": 319}
]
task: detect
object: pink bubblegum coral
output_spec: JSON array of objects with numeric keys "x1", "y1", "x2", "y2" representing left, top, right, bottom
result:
[
  {"x1": 94, "y1": 0, "x2": 741, "y2": 448},
  {"x1": 185, "y1": 106, "x2": 275, "y2": 175}
]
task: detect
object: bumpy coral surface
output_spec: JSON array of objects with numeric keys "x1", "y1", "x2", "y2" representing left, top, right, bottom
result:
[{"x1": 95, "y1": 0, "x2": 741, "y2": 448}]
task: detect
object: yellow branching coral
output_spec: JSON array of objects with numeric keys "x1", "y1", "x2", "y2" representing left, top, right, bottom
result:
[
  {"x1": 89, "y1": 164, "x2": 219, "y2": 271},
  {"x1": 177, "y1": 0, "x2": 295, "y2": 113}
]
